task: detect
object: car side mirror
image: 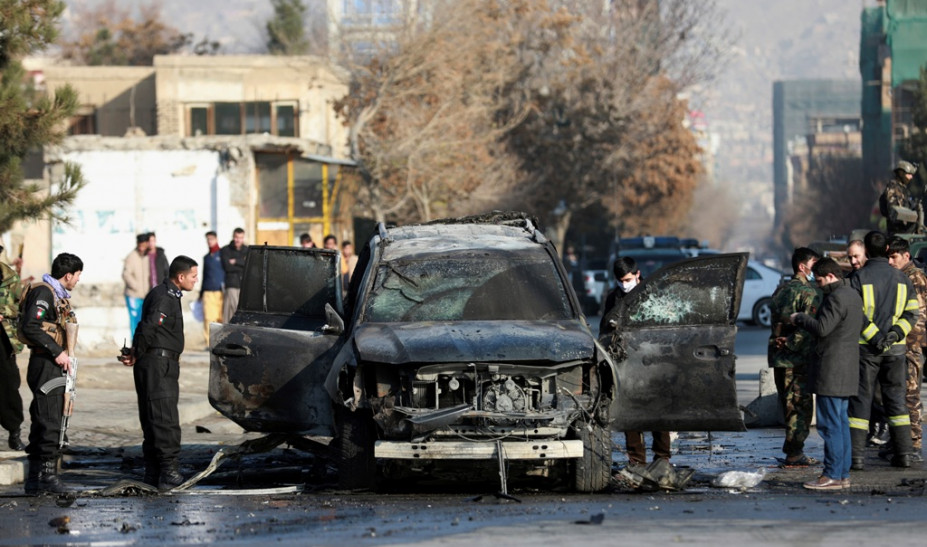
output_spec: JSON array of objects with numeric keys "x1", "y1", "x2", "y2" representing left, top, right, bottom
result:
[{"x1": 322, "y1": 303, "x2": 344, "y2": 335}]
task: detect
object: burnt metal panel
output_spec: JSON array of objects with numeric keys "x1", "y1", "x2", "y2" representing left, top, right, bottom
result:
[
  {"x1": 208, "y1": 323, "x2": 340, "y2": 434},
  {"x1": 353, "y1": 320, "x2": 594, "y2": 365},
  {"x1": 608, "y1": 325, "x2": 743, "y2": 431},
  {"x1": 604, "y1": 253, "x2": 748, "y2": 432}
]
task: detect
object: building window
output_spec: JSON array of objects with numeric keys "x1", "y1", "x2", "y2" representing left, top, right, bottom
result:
[
  {"x1": 276, "y1": 105, "x2": 296, "y2": 137},
  {"x1": 245, "y1": 102, "x2": 272, "y2": 134},
  {"x1": 215, "y1": 102, "x2": 242, "y2": 135},
  {"x1": 185, "y1": 101, "x2": 297, "y2": 137},
  {"x1": 190, "y1": 107, "x2": 209, "y2": 136}
]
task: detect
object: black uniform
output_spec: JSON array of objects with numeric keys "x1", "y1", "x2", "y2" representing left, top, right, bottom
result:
[
  {"x1": 19, "y1": 283, "x2": 71, "y2": 460},
  {"x1": 132, "y1": 278, "x2": 185, "y2": 471},
  {"x1": 0, "y1": 326, "x2": 23, "y2": 441}
]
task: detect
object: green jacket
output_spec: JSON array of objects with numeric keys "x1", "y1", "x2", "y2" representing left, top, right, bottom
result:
[
  {"x1": 0, "y1": 262, "x2": 25, "y2": 353},
  {"x1": 768, "y1": 275, "x2": 821, "y2": 369}
]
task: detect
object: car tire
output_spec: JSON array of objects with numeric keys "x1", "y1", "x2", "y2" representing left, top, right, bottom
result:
[
  {"x1": 335, "y1": 407, "x2": 378, "y2": 490},
  {"x1": 752, "y1": 297, "x2": 773, "y2": 328},
  {"x1": 573, "y1": 422, "x2": 613, "y2": 493}
]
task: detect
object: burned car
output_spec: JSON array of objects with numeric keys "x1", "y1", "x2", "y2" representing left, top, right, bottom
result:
[{"x1": 209, "y1": 212, "x2": 747, "y2": 492}]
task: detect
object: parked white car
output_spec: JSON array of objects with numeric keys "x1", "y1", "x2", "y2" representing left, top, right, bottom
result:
[{"x1": 738, "y1": 260, "x2": 785, "y2": 327}]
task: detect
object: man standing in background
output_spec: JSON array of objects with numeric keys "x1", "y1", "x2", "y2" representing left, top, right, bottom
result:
[
  {"x1": 220, "y1": 228, "x2": 248, "y2": 323},
  {"x1": 200, "y1": 231, "x2": 224, "y2": 346},
  {"x1": 147, "y1": 232, "x2": 169, "y2": 289},
  {"x1": 0, "y1": 251, "x2": 25, "y2": 451},
  {"x1": 768, "y1": 247, "x2": 822, "y2": 467},
  {"x1": 887, "y1": 236, "x2": 927, "y2": 462},
  {"x1": 122, "y1": 234, "x2": 150, "y2": 338}
]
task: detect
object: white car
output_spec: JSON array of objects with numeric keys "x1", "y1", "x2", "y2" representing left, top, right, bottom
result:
[{"x1": 738, "y1": 260, "x2": 785, "y2": 327}]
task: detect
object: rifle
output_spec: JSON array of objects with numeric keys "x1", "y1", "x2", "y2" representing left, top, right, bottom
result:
[{"x1": 39, "y1": 322, "x2": 79, "y2": 450}]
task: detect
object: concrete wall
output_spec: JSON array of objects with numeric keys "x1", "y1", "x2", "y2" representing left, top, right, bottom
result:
[{"x1": 40, "y1": 137, "x2": 256, "y2": 353}]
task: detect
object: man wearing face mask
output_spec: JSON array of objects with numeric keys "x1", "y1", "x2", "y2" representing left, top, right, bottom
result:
[
  {"x1": 600, "y1": 257, "x2": 672, "y2": 467},
  {"x1": 768, "y1": 247, "x2": 822, "y2": 466}
]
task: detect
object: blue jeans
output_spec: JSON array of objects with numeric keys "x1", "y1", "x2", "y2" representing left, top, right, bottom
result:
[
  {"x1": 126, "y1": 296, "x2": 144, "y2": 339},
  {"x1": 817, "y1": 395, "x2": 850, "y2": 480}
]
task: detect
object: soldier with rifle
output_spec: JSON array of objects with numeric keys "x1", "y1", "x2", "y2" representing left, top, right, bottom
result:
[
  {"x1": 18, "y1": 253, "x2": 82, "y2": 495},
  {"x1": 0, "y1": 245, "x2": 27, "y2": 451},
  {"x1": 880, "y1": 160, "x2": 923, "y2": 236}
]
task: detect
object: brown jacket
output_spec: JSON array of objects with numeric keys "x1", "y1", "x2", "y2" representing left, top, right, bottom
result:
[{"x1": 123, "y1": 248, "x2": 150, "y2": 299}]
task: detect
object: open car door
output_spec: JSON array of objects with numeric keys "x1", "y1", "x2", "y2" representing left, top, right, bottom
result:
[
  {"x1": 601, "y1": 253, "x2": 748, "y2": 432},
  {"x1": 208, "y1": 246, "x2": 343, "y2": 436}
]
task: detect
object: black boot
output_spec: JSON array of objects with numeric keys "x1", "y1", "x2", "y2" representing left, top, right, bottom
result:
[
  {"x1": 158, "y1": 460, "x2": 184, "y2": 491},
  {"x1": 142, "y1": 460, "x2": 160, "y2": 487},
  {"x1": 889, "y1": 425, "x2": 914, "y2": 468},
  {"x1": 25, "y1": 458, "x2": 69, "y2": 495},
  {"x1": 7, "y1": 428, "x2": 24, "y2": 451},
  {"x1": 851, "y1": 427, "x2": 868, "y2": 471}
]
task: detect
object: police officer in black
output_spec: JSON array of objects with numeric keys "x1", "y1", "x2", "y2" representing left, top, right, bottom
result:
[
  {"x1": 20, "y1": 253, "x2": 83, "y2": 495},
  {"x1": 119, "y1": 255, "x2": 198, "y2": 490}
]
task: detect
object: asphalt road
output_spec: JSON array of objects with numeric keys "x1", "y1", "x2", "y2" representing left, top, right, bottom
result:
[{"x1": 2, "y1": 323, "x2": 927, "y2": 546}]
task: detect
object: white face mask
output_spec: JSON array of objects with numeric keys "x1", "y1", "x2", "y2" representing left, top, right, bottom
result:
[{"x1": 620, "y1": 279, "x2": 638, "y2": 293}]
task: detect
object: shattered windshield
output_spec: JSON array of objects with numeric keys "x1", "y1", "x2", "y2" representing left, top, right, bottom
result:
[{"x1": 364, "y1": 252, "x2": 572, "y2": 322}]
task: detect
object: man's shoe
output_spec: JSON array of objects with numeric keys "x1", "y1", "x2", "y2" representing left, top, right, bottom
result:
[
  {"x1": 911, "y1": 452, "x2": 924, "y2": 463},
  {"x1": 143, "y1": 462, "x2": 160, "y2": 487},
  {"x1": 851, "y1": 457, "x2": 865, "y2": 471},
  {"x1": 7, "y1": 428, "x2": 24, "y2": 451},
  {"x1": 840, "y1": 478, "x2": 851, "y2": 489},
  {"x1": 157, "y1": 461, "x2": 184, "y2": 491},
  {"x1": 891, "y1": 454, "x2": 911, "y2": 468},
  {"x1": 803, "y1": 476, "x2": 844, "y2": 490}
]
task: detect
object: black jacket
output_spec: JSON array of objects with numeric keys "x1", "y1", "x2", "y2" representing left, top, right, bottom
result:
[
  {"x1": 151, "y1": 247, "x2": 169, "y2": 286},
  {"x1": 220, "y1": 243, "x2": 249, "y2": 289},
  {"x1": 19, "y1": 284, "x2": 67, "y2": 358},
  {"x1": 793, "y1": 280, "x2": 863, "y2": 397},
  {"x1": 850, "y1": 257, "x2": 919, "y2": 355},
  {"x1": 133, "y1": 279, "x2": 184, "y2": 356}
]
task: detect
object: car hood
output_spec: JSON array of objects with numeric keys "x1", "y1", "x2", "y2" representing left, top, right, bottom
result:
[{"x1": 353, "y1": 321, "x2": 594, "y2": 365}]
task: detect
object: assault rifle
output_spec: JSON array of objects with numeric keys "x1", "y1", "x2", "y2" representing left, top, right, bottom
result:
[{"x1": 38, "y1": 322, "x2": 79, "y2": 450}]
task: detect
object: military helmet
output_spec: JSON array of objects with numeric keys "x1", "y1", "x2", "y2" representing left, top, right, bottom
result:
[{"x1": 895, "y1": 160, "x2": 917, "y2": 175}]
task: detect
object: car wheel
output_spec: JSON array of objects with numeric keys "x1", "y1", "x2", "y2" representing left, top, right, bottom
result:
[
  {"x1": 573, "y1": 422, "x2": 613, "y2": 492},
  {"x1": 752, "y1": 297, "x2": 773, "y2": 328},
  {"x1": 335, "y1": 407, "x2": 378, "y2": 490}
]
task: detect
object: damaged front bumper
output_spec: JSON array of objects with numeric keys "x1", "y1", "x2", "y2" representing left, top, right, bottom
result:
[{"x1": 374, "y1": 439, "x2": 584, "y2": 460}]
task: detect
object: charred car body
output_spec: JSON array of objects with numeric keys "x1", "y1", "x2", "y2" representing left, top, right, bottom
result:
[{"x1": 209, "y1": 212, "x2": 747, "y2": 491}]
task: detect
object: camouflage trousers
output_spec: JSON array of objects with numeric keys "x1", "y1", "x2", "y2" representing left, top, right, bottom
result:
[
  {"x1": 906, "y1": 348, "x2": 923, "y2": 451},
  {"x1": 774, "y1": 367, "x2": 813, "y2": 457}
]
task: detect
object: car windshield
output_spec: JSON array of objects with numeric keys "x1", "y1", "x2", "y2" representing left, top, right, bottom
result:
[{"x1": 364, "y1": 253, "x2": 572, "y2": 322}]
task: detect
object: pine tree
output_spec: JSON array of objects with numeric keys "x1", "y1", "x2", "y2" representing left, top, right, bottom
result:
[
  {"x1": 0, "y1": 0, "x2": 85, "y2": 234},
  {"x1": 266, "y1": 0, "x2": 310, "y2": 55}
]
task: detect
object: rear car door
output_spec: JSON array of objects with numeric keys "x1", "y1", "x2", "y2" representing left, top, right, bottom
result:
[
  {"x1": 601, "y1": 253, "x2": 748, "y2": 432},
  {"x1": 209, "y1": 246, "x2": 342, "y2": 436}
]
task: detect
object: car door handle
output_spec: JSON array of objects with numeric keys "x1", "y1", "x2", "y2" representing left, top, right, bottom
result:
[{"x1": 212, "y1": 344, "x2": 252, "y2": 357}]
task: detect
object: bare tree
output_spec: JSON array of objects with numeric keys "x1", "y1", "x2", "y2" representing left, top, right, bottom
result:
[{"x1": 333, "y1": 0, "x2": 727, "y2": 242}]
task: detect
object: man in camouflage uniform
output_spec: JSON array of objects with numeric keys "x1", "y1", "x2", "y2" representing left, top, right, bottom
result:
[
  {"x1": 0, "y1": 253, "x2": 26, "y2": 451},
  {"x1": 887, "y1": 237, "x2": 926, "y2": 462},
  {"x1": 880, "y1": 160, "x2": 919, "y2": 235},
  {"x1": 769, "y1": 247, "x2": 822, "y2": 465}
]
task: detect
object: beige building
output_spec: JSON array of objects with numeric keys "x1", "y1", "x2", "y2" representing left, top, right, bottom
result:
[{"x1": 28, "y1": 55, "x2": 349, "y2": 157}]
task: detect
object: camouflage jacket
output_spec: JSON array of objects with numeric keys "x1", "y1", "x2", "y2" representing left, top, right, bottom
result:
[
  {"x1": 902, "y1": 261, "x2": 927, "y2": 348},
  {"x1": 768, "y1": 275, "x2": 822, "y2": 369},
  {"x1": 0, "y1": 261, "x2": 25, "y2": 353},
  {"x1": 880, "y1": 175, "x2": 915, "y2": 233}
]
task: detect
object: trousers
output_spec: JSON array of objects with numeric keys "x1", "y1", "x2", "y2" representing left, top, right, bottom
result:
[
  {"x1": 816, "y1": 395, "x2": 850, "y2": 480},
  {"x1": 774, "y1": 366, "x2": 813, "y2": 457},
  {"x1": 0, "y1": 346, "x2": 23, "y2": 434},
  {"x1": 133, "y1": 354, "x2": 181, "y2": 464},
  {"x1": 625, "y1": 430, "x2": 671, "y2": 464},
  {"x1": 25, "y1": 353, "x2": 64, "y2": 459},
  {"x1": 201, "y1": 290, "x2": 223, "y2": 345},
  {"x1": 125, "y1": 296, "x2": 143, "y2": 339}
]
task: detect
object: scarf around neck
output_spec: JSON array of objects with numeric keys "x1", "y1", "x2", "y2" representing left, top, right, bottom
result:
[{"x1": 42, "y1": 273, "x2": 71, "y2": 299}]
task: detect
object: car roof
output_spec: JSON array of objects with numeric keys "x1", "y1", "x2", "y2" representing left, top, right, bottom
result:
[{"x1": 381, "y1": 222, "x2": 545, "y2": 261}]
